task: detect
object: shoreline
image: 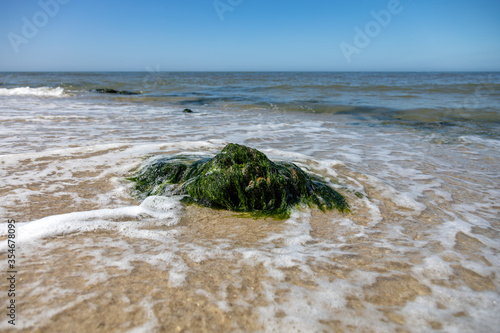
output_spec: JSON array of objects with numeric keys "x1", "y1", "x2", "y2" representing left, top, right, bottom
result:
[{"x1": 1, "y1": 70, "x2": 499, "y2": 331}]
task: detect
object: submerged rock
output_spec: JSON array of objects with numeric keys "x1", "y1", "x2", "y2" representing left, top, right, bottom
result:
[
  {"x1": 93, "y1": 88, "x2": 140, "y2": 95},
  {"x1": 183, "y1": 108, "x2": 194, "y2": 113},
  {"x1": 129, "y1": 143, "x2": 349, "y2": 218}
]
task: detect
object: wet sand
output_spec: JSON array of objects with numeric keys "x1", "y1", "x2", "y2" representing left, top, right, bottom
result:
[
  {"x1": 1, "y1": 148, "x2": 499, "y2": 332},
  {"x1": 5, "y1": 204, "x2": 496, "y2": 332}
]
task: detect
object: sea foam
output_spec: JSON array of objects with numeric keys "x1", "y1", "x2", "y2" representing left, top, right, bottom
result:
[{"x1": 0, "y1": 86, "x2": 66, "y2": 97}]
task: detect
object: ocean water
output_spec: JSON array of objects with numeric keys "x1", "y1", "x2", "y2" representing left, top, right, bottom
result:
[{"x1": 0, "y1": 72, "x2": 499, "y2": 332}]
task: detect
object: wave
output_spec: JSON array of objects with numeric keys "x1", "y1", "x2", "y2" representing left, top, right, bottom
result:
[
  {"x1": 245, "y1": 82, "x2": 500, "y2": 96},
  {"x1": 0, "y1": 86, "x2": 66, "y2": 97},
  {"x1": 269, "y1": 101, "x2": 500, "y2": 122}
]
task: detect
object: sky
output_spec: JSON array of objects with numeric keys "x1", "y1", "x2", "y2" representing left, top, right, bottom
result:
[{"x1": 0, "y1": 0, "x2": 499, "y2": 71}]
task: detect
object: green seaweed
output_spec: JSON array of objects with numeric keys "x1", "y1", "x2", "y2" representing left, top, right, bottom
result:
[{"x1": 129, "y1": 143, "x2": 350, "y2": 219}]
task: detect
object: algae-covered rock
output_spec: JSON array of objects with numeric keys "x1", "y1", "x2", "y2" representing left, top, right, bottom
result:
[{"x1": 129, "y1": 143, "x2": 349, "y2": 218}]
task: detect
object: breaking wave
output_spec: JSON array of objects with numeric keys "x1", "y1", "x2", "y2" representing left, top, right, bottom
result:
[{"x1": 0, "y1": 86, "x2": 66, "y2": 97}]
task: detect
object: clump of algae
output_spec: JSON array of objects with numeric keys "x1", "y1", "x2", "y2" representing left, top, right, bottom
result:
[{"x1": 129, "y1": 143, "x2": 349, "y2": 219}]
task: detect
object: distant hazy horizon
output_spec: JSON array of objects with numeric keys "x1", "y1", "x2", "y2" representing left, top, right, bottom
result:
[{"x1": 1, "y1": 70, "x2": 500, "y2": 74}]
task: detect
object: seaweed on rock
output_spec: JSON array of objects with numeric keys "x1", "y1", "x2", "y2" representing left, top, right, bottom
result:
[{"x1": 129, "y1": 143, "x2": 350, "y2": 219}]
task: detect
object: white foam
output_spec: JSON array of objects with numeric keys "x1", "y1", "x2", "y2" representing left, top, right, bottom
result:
[
  {"x1": 401, "y1": 288, "x2": 500, "y2": 333},
  {"x1": 0, "y1": 99, "x2": 498, "y2": 332},
  {"x1": 460, "y1": 135, "x2": 500, "y2": 149},
  {"x1": 3, "y1": 291, "x2": 99, "y2": 330},
  {"x1": 412, "y1": 255, "x2": 454, "y2": 282},
  {"x1": 0, "y1": 86, "x2": 66, "y2": 97},
  {"x1": 127, "y1": 298, "x2": 160, "y2": 333},
  {"x1": 0, "y1": 199, "x2": 182, "y2": 247},
  {"x1": 364, "y1": 175, "x2": 427, "y2": 213},
  {"x1": 140, "y1": 195, "x2": 184, "y2": 225}
]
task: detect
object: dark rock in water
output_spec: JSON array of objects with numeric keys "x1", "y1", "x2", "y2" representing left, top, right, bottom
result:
[
  {"x1": 93, "y1": 88, "x2": 140, "y2": 95},
  {"x1": 129, "y1": 143, "x2": 349, "y2": 219},
  {"x1": 183, "y1": 108, "x2": 194, "y2": 113}
]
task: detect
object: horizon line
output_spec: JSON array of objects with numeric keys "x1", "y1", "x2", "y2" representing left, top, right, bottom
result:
[{"x1": 1, "y1": 70, "x2": 500, "y2": 73}]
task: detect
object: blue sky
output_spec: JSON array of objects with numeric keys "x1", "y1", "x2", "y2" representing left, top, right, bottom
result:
[{"x1": 0, "y1": 0, "x2": 499, "y2": 71}]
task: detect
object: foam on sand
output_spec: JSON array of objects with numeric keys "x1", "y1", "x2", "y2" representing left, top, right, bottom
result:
[
  {"x1": 0, "y1": 196, "x2": 182, "y2": 247},
  {"x1": 0, "y1": 131, "x2": 499, "y2": 332}
]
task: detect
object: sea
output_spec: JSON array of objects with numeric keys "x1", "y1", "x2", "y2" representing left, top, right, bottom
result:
[{"x1": 0, "y1": 72, "x2": 499, "y2": 332}]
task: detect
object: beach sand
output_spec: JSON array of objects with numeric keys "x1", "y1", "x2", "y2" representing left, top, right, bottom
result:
[{"x1": 2, "y1": 150, "x2": 498, "y2": 332}]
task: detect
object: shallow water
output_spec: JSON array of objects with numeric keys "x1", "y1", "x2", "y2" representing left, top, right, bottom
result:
[{"x1": 0, "y1": 72, "x2": 499, "y2": 332}]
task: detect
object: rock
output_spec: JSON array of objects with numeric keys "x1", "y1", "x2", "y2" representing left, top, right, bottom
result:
[
  {"x1": 93, "y1": 88, "x2": 140, "y2": 95},
  {"x1": 183, "y1": 108, "x2": 194, "y2": 113},
  {"x1": 129, "y1": 143, "x2": 349, "y2": 218}
]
